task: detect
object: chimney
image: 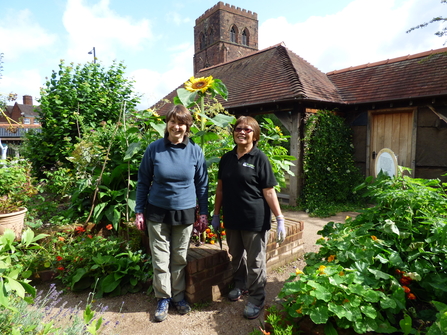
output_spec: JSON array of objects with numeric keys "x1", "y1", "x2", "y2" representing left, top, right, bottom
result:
[{"x1": 23, "y1": 95, "x2": 33, "y2": 105}]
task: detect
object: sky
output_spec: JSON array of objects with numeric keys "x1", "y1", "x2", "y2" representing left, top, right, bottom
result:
[{"x1": 0, "y1": 0, "x2": 445, "y2": 110}]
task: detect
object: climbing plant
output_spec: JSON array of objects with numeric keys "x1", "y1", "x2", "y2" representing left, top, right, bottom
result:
[{"x1": 302, "y1": 110, "x2": 364, "y2": 217}]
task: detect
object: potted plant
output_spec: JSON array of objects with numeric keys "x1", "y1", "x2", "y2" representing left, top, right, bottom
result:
[{"x1": 0, "y1": 159, "x2": 39, "y2": 239}]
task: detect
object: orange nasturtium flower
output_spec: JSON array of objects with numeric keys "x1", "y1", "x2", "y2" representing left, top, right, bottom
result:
[
  {"x1": 205, "y1": 228, "x2": 211, "y2": 233},
  {"x1": 57, "y1": 267, "x2": 65, "y2": 271},
  {"x1": 296, "y1": 307, "x2": 303, "y2": 314},
  {"x1": 327, "y1": 255, "x2": 336, "y2": 262},
  {"x1": 56, "y1": 256, "x2": 63, "y2": 261},
  {"x1": 105, "y1": 224, "x2": 113, "y2": 230},
  {"x1": 402, "y1": 286, "x2": 411, "y2": 294},
  {"x1": 407, "y1": 293, "x2": 416, "y2": 300},
  {"x1": 339, "y1": 271, "x2": 345, "y2": 276},
  {"x1": 58, "y1": 236, "x2": 65, "y2": 242},
  {"x1": 184, "y1": 76, "x2": 214, "y2": 93},
  {"x1": 75, "y1": 226, "x2": 86, "y2": 233},
  {"x1": 371, "y1": 235, "x2": 378, "y2": 241},
  {"x1": 259, "y1": 326, "x2": 271, "y2": 335}
]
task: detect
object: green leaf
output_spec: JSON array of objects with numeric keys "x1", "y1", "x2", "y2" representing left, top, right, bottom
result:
[
  {"x1": 324, "y1": 321, "x2": 338, "y2": 335},
  {"x1": 176, "y1": 88, "x2": 198, "y2": 107},
  {"x1": 124, "y1": 142, "x2": 142, "y2": 161},
  {"x1": 150, "y1": 122, "x2": 166, "y2": 137},
  {"x1": 71, "y1": 268, "x2": 87, "y2": 286},
  {"x1": 310, "y1": 305, "x2": 329, "y2": 324},
  {"x1": 399, "y1": 313, "x2": 413, "y2": 335},
  {"x1": 211, "y1": 79, "x2": 228, "y2": 100},
  {"x1": 102, "y1": 273, "x2": 121, "y2": 293}
]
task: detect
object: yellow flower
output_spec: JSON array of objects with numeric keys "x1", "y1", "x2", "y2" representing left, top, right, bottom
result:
[
  {"x1": 296, "y1": 307, "x2": 302, "y2": 314},
  {"x1": 153, "y1": 111, "x2": 160, "y2": 117},
  {"x1": 295, "y1": 269, "x2": 304, "y2": 275},
  {"x1": 327, "y1": 255, "x2": 336, "y2": 262},
  {"x1": 184, "y1": 76, "x2": 214, "y2": 93},
  {"x1": 345, "y1": 215, "x2": 351, "y2": 220},
  {"x1": 318, "y1": 265, "x2": 326, "y2": 275},
  {"x1": 371, "y1": 235, "x2": 378, "y2": 241}
]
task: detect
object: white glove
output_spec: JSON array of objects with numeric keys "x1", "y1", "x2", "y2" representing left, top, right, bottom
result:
[
  {"x1": 276, "y1": 215, "x2": 286, "y2": 243},
  {"x1": 135, "y1": 213, "x2": 146, "y2": 231}
]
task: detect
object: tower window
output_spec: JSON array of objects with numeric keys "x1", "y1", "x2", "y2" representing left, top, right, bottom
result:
[
  {"x1": 242, "y1": 29, "x2": 249, "y2": 46},
  {"x1": 199, "y1": 32, "x2": 205, "y2": 49},
  {"x1": 208, "y1": 28, "x2": 213, "y2": 45},
  {"x1": 230, "y1": 26, "x2": 237, "y2": 43}
]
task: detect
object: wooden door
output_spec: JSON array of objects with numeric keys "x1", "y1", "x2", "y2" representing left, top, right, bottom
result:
[{"x1": 369, "y1": 109, "x2": 415, "y2": 176}]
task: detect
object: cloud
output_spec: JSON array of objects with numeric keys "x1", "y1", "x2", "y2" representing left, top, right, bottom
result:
[
  {"x1": 0, "y1": 8, "x2": 57, "y2": 60},
  {"x1": 62, "y1": 0, "x2": 154, "y2": 63},
  {"x1": 131, "y1": 43, "x2": 194, "y2": 109},
  {"x1": 259, "y1": 0, "x2": 445, "y2": 72}
]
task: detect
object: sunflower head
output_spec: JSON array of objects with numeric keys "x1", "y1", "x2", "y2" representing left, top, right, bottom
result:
[{"x1": 184, "y1": 76, "x2": 214, "y2": 93}]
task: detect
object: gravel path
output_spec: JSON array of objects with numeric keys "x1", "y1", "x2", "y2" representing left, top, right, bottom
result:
[{"x1": 35, "y1": 211, "x2": 356, "y2": 335}]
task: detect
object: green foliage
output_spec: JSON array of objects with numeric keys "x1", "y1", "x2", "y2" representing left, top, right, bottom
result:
[
  {"x1": 302, "y1": 110, "x2": 364, "y2": 217},
  {"x1": 276, "y1": 173, "x2": 447, "y2": 334},
  {"x1": 22, "y1": 59, "x2": 140, "y2": 178},
  {"x1": 48, "y1": 228, "x2": 152, "y2": 298},
  {"x1": 0, "y1": 228, "x2": 48, "y2": 311},
  {"x1": 257, "y1": 117, "x2": 295, "y2": 191},
  {"x1": 0, "y1": 159, "x2": 40, "y2": 213},
  {"x1": 0, "y1": 283, "x2": 118, "y2": 334}
]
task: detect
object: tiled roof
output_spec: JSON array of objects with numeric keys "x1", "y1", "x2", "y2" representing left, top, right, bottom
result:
[
  {"x1": 154, "y1": 46, "x2": 447, "y2": 114},
  {"x1": 327, "y1": 48, "x2": 447, "y2": 104},
  {"x1": 154, "y1": 44, "x2": 343, "y2": 114}
]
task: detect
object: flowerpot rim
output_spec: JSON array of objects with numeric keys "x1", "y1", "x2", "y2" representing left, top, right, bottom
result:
[{"x1": 0, "y1": 207, "x2": 27, "y2": 218}]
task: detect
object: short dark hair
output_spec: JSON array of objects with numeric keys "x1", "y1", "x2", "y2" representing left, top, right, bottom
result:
[
  {"x1": 233, "y1": 116, "x2": 261, "y2": 145},
  {"x1": 165, "y1": 105, "x2": 193, "y2": 135}
]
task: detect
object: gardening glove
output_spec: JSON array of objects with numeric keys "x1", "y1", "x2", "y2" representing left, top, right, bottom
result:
[
  {"x1": 135, "y1": 213, "x2": 146, "y2": 231},
  {"x1": 195, "y1": 214, "x2": 208, "y2": 233},
  {"x1": 211, "y1": 214, "x2": 220, "y2": 232},
  {"x1": 276, "y1": 215, "x2": 286, "y2": 244}
]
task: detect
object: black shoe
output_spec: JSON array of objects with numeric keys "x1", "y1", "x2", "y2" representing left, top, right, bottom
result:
[
  {"x1": 228, "y1": 288, "x2": 248, "y2": 301},
  {"x1": 154, "y1": 298, "x2": 170, "y2": 322},
  {"x1": 172, "y1": 299, "x2": 191, "y2": 315},
  {"x1": 243, "y1": 301, "x2": 265, "y2": 319}
]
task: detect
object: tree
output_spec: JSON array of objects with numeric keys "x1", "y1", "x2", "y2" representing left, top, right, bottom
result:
[
  {"x1": 22, "y1": 60, "x2": 140, "y2": 177},
  {"x1": 407, "y1": 0, "x2": 447, "y2": 43}
]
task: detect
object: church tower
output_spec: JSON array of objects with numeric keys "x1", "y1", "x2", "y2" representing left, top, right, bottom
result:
[{"x1": 193, "y1": 2, "x2": 258, "y2": 73}]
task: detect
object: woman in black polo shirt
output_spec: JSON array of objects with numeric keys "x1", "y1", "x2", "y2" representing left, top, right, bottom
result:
[{"x1": 211, "y1": 115, "x2": 286, "y2": 319}]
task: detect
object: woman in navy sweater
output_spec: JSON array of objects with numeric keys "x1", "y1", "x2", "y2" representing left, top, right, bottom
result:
[{"x1": 135, "y1": 105, "x2": 208, "y2": 322}]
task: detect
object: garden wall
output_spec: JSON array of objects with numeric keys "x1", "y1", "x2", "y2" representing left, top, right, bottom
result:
[{"x1": 184, "y1": 217, "x2": 304, "y2": 304}]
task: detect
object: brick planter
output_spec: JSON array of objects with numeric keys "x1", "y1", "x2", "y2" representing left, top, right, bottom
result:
[{"x1": 185, "y1": 217, "x2": 304, "y2": 304}]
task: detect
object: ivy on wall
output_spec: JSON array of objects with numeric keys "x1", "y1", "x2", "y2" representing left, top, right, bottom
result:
[{"x1": 302, "y1": 110, "x2": 364, "y2": 217}]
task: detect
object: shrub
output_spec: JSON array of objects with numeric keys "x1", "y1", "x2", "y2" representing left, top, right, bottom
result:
[{"x1": 276, "y1": 173, "x2": 447, "y2": 334}]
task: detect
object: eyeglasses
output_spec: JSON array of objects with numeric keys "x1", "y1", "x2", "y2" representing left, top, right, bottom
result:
[{"x1": 234, "y1": 127, "x2": 253, "y2": 133}]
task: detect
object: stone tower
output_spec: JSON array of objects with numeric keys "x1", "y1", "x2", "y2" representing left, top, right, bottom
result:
[{"x1": 193, "y1": 2, "x2": 258, "y2": 73}]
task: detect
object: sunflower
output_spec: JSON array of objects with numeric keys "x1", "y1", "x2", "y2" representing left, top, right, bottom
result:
[{"x1": 184, "y1": 76, "x2": 214, "y2": 93}]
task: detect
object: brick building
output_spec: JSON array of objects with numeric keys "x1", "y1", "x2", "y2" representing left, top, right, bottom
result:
[
  {"x1": 193, "y1": 2, "x2": 258, "y2": 73},
  {"x1": 0, "y1": 95, "x2": 41, "y2": 157}
]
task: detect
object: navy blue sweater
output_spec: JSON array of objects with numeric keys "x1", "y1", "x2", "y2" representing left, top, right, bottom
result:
[{"x1": 135, "y1": 137, "x2": 208, "y2": 215}]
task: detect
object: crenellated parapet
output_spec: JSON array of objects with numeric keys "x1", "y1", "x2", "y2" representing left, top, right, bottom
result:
[{"x1": 196, "y1": 1, "x2": 257, "y2": 24}]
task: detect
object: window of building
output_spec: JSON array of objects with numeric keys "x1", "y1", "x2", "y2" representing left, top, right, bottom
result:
[
  {"x1": 199, "y1": 32, "x2": 205, "y2": 49},
  {"x1": 33, "y1": 118, "x2": 40, "y2": 125},
  {"x1": 208, "y1": 28, "x2": 213, "y2": 45},
  {"x1": 230, "y1": 26, "x2": 237, "y2": 43},
  {"x1": 242, "y1": 29, "x2": 249, "y2": 46},
  {"x1": 23, "y1": 118, "x2": 30, "y2": 125}
]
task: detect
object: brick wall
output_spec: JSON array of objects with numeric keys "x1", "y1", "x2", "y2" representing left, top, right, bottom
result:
[
  {"x1": 193, "y1": 2, "x2": 258, "y2": 73},
  {"x1": 185, "y1": 217, "x2": 304, "y2": 304}
]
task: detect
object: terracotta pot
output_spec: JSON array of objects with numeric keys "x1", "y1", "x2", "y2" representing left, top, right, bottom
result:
[{"x1": 0, "y1": 207, "x2": 27, "y2": 240}]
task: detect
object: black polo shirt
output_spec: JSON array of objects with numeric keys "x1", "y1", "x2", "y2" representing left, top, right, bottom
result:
[{"x1": 218, "y1": 146, "x2": 277, "y2": 232}]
